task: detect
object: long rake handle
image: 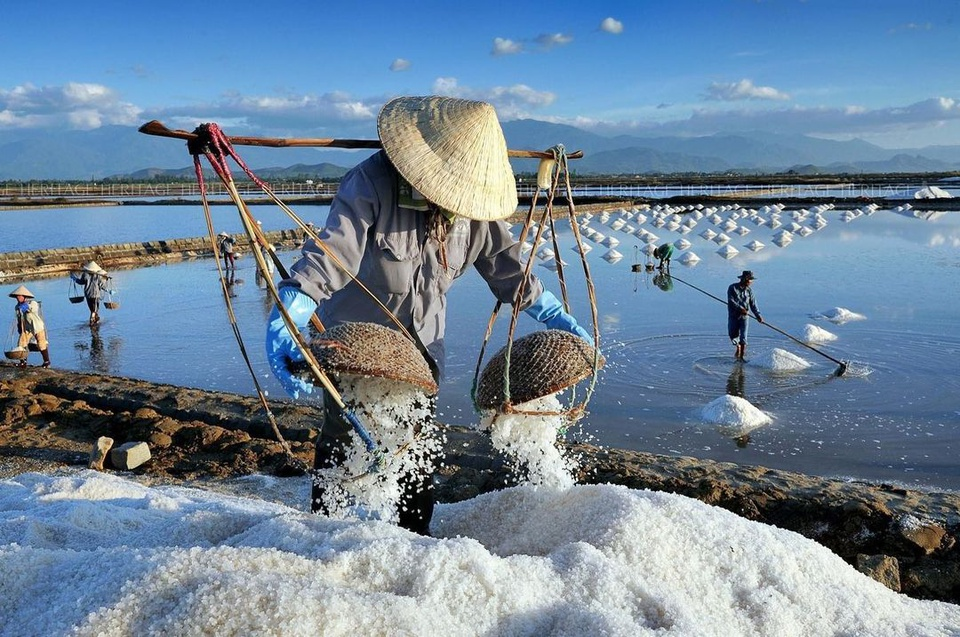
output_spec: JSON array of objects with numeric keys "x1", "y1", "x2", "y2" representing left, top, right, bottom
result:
[
  {"x1": 138, "y1": 120, "x2": 582, "y2": 159},
  {"x1": 668, "y1": 273, "x2": 847, "y2": 370}
]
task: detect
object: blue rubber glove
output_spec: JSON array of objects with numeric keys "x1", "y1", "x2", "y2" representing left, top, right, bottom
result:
[
  {"x1": 16, "y1": 301, "x2": 30, "y2": 313},
  {"x1": 524, "y1": 290, "x2": 592, "y2": 342},
  {"x1": 266, "y1": 286, "x2": 318, "y2": 398}
]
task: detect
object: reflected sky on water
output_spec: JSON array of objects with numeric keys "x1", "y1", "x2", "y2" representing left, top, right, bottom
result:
[{"x1": 4, "y1": 202, "x2": 960, "y2": 491}]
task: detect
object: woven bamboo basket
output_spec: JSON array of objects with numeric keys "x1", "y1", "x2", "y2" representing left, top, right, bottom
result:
[
  {"x1": 292, "y1": 322, "x2": 437, "y2": 394},
  {"x1": 103, "y1": 301, "x2": 120, "y2": 310},
  {"x1": 69, "y1": 296, "x2": 85, "y2": 304},
  {"x1": 4, "y1": 349, "x2": 27, "y2": 360},
  {"x1": 475, "y1": 329, "x2": 604, "y2": 410}
]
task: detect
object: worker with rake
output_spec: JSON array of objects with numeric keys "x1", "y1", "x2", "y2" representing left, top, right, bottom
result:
[
  {"x1": 727, "y1": 270, "x2": 763, "y2": 361},
  {"x1": 266, "y1": 95, "x2": 591, "y2": 534}
]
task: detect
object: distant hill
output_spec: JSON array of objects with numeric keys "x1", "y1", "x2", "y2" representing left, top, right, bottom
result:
[{"x1": 1, "y1": 120, "x2": 959, "y2": 180}]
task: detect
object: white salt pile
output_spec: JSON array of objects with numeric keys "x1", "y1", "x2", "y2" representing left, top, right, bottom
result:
[
  {"x1": 747, "y1": 347, "x2": 813, "y2": 372},
  {"x1": 700, "y1": 394, "x2": 773, "y2": 435},
  {"x1": 4, "y1": 472, "x2": 960, "y2": 635},
  {"x1": 313, "y1": 375, "x2": 443, "y2": 523},
  {"x1": 812, "y1": 307, "x2": 867, "y2": 324},
  {"x1": 802, "y1": 323, "x2": 838, "y2": 343},
  {"x1": 479, "y1": 394, "x2": 576, "y2": 489}
]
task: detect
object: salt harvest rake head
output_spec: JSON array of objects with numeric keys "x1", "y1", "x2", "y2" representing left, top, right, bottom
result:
[
  {"x1": 290, "y1": 321, "x2": 438, "y2": 395},
  {"x1": 474, "y1": 329, "x2": 605, "y2": 412}
]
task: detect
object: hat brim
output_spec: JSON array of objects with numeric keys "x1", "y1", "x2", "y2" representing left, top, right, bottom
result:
[
  {"x1": 8, "y1": 285, "x2": 34, "y2": 298},
  {"x1": 378, "y1": 96, "x2": 518, "y2": 221}
]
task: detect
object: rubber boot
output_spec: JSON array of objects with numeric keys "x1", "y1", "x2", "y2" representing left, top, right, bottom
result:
[{"x1": 40, "y1": 348, "x2": 50, "y2": 368}]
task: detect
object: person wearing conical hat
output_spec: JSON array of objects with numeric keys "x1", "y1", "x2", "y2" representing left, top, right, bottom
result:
[
  {"x1": 727, "y1": 270, "x2": 763, "y2": 361},
  {"x1": 265, "y1": 96, "x2": 592, "y2": 535},
  {"x1": 217, "y1": 231, "x2": 236, "y2": 270},
  {"x1": 71, "y1": 261, "x2": 109, "y2": 325},
  {"x1": 9, "y1": 285, "x2": 50, "y2": 368}
]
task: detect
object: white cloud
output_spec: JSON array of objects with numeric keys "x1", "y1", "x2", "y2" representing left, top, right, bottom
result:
[
  {"x1": 574, "y1": 97, "x2": 960, "y2": 141},
  {"x1": 889, "y1": 21, "x2": 933, "y2": 34},
  {"x1": 600, "y1": 17, "x2": 623, "y2": 34},
  {"x1": 430, "y1": 78, "x2": 555, "y2": 119},
  {"x1": 0, "y1": 82, "x2": 142, "y2": 129},
  {"x1": 534, "y1": 33, "x2": 573, "y2": 49},
  {"x1": 153, "y1": 90, "x2": 382, "y2": 137},
  {"x1": 389, "y1": 58, "x2": 411, "y2": 72},
  {"x1": 492, "y1": 37, "x2": 523, "y2": 56},
  {"x1": 706, "y1": 79, "x2": 791, "y2": 102}
]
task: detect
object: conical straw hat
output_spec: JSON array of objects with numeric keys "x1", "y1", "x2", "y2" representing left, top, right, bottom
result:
[
  {"x1": 292, "y1": 322, "x2": 438, "y2": 394},
  {"x1": 8, "y1": 285, "x2": 34, "y2": 299},
  {"x1": 83, "y1": 261, "x2": 104, "y2": 274},
  {"x1": 475, "y1": 329, "x2": 605, "y2": 410},
  {"x1": 377, "y1": 96, "x2": 518, "y2": 221}
]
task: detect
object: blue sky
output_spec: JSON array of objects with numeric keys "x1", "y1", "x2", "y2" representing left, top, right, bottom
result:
[{"x1": 2, "y1": 0, "x2": 959, "y2": 148}]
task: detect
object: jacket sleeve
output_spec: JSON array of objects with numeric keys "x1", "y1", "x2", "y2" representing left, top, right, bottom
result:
[
  {"x1": 283, "y1": 162, "x2": 380, "y2": 304},
  {"x1": 472, "y1": 220, "x2": 543, "y2": 311},
  {"x1": 748, "y1": 290, "x2": 761, "y2": 317}
]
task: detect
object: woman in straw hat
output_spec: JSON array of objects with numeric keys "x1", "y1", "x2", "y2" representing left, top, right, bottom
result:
[
  {"x1": 727, "y1": 270, "x2": 763, "y2": 361},
  {"x1": 70, "y1": 261, "x2": 109, "y2": 325},
  {"x1": 265, "y1": 95, "x2": 591, "y2": 534},
  {"x1": 9, "y1": 285, "x2": 50, "y2": 368},
  {"x1": 217, "y1": 231, "x2": 237, "y2": 270}
]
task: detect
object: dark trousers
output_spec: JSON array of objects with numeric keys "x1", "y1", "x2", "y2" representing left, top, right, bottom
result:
[{"x1": 312, "y1": 391, "x2": 435, "y2": 535}]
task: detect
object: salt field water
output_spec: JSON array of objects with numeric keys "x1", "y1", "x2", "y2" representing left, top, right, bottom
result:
[{"x1": 2, "y1": 202, "x2": 959, "y2": 491}]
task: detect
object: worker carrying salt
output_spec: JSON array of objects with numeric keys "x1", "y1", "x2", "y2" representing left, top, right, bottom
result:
[
  {"x1": 727, "y1": 270, "x2": 763, "y2": 361},
  {"x1": 71, "y1": 261, "x2": 109, "y2": 325},
  {"x1": 217, "y1": 232, "x2": 236, "y2": 270},
  {"x1": 9, "y1": 285, "x2": 50, "y2": 368},
  {"x1": 265, "y1": 95, "x2": 592, "y2": 534}
]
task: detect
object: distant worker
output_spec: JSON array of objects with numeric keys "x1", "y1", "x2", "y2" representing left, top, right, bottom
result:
[
  {"x1": 256, "y1": 221, "x2": 275, "y2": 275},
  {"x1": 218, "y1": 232, "x2": 236, "y2": 270},
  {"x1": 727, "y1": 270, "x2": 763, "y2": 361},
  {"x1": 653, "y1": 242, "x2": 674, "y2": 270},
  {"x1": 71, "y1": 261, "x2": 109, "y2": 325},
  {"x1": 9, "y1": 285, "x2": 50, "y2": 368}
]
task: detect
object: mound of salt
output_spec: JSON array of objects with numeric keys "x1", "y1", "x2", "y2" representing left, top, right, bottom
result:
[
  {"x1": 802, "y1": 324, "x2": 838, "y2": 343},
  {"x1": 700, "y1": 394, "x2": 772, "y2": 430},
  {"x1": 747, "y1": 347, "x2": 812, "y2": 371},
  {"x1": 812, "y1": 307, "x2": 867, "y2": 324}
]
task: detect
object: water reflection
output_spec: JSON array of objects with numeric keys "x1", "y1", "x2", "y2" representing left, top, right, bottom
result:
[{"x1": 72, "y1": 323, "x2": 122, "y2": 374}]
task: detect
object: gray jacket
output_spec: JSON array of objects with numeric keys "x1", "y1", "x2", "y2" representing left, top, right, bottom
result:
[
  {"x1": 284, "y1": 151, "x2": 543, "y2": 376},
  {"x1": 72, "y1": 271, "x2": 107, "y2": 300}
]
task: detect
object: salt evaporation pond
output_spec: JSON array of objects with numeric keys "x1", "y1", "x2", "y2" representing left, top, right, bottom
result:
[{"x1": 3, "y1": 203, "x2": 960, "y2": 490}]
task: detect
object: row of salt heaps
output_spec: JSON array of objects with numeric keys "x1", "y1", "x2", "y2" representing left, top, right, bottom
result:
[{"x1": 529, "y1": 201, "x2": 882, "y2": 266}]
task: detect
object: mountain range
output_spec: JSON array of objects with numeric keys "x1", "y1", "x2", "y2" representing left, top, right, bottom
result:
[{"x1": 1, "y1": 120, "x2": 959, "y2": 181}]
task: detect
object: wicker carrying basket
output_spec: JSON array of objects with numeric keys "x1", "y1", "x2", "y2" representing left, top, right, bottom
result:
[
  {"x1": 291, "y1": 322, "x2": 438, "y2": 394},
  {"x1": 103, "y1": 301, "x2": 120, "y2": 310},
  {"x1": 4, "y1": 349, "x2": 27, "y2": 360},
  {"x1": 69, "y1": 296, "x2": 85, "y2": 304},
  {"x1": 475, "y1": 329, "x2": 605, "y2": 410}
]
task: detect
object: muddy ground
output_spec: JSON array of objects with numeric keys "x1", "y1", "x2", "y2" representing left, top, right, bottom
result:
[{"x1": 3, "y1": 362, "x2": 960, "y2": 604}]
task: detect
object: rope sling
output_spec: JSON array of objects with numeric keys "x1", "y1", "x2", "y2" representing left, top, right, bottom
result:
[{"x1": 470, "y1": 145, "x2": 603, "y2": 433}]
